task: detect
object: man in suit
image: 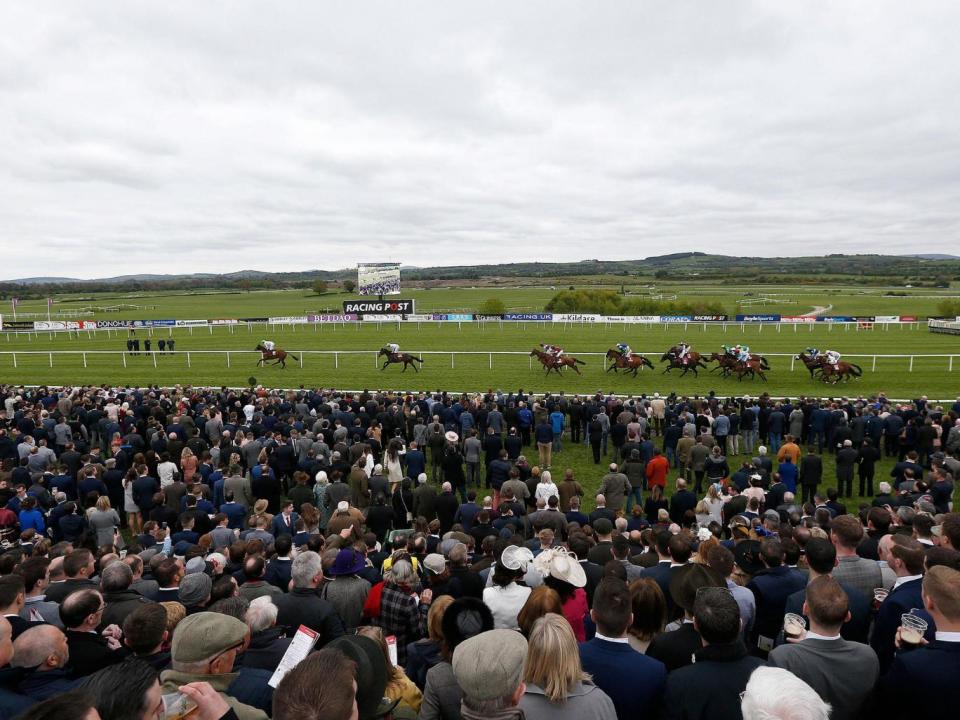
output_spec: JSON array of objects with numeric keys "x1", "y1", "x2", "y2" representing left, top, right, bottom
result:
[
  {"x1": 799, "y1": 450, "x2": 822, "y2": 505},
  {"x1": 435, "y1": 482, "x2": 459, "y2": 535},
  {"x1": 61, "y1": 590, "x2": 127, "y2": 676},
  {"x1": 663, "y1": 586, "x2": 765, "y2": 719},
  {"x1": 831, "y1": 514, "x2": 883, "y2": 600},
  {"x1": 222, "y1": 464, "x2": 253, "y2": 508},
  {"x1": 580, "y1": 578, "x2": 666, "y2": 719},
  {"x1": 668, "y1": 477, "x2": 697, "y2": 524},
  {"x1": 882, "y1": 565, "x2": 960, "y2": 718},
  {"x1": 270, "y1": 500, "x2": 299, "y2": 537},
  {"x1": 873, "y1": 534, "x2": 933, "y2": 672},
  {"x1": 640, "y1": 530, "x2": 687, "y2": 619},
  {"x1": 770, "y1": 576, "x2": 878, "y2": 720},
  {"x1": 131, "y1": 465, "x2": 159, "y2": 517},
  {"x1": 782, "y1": 538, "x2": 871, "y2": 644},
  {"x1": 646, "y1": 563, "x2": 726, "y2": 672},
  {"x1": 43, "y1": 549, "x2": 97, "y2": 604},
  {"x1": 835, "y1": 439, "x2": 859, "y2": 498},
  {"x1": 588, "y1": 494, "x2": 616, "y2": 526},
  {"x1": 746, "y1": 537, "x2": 806, "y2": 656},
  {"x1": 412, "y1": 473, "x2": 438, "y2": 521}
]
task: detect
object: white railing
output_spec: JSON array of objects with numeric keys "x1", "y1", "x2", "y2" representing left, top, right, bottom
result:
[{"x1": 0, "y1": 349, "x2": 957, "y2": 372}]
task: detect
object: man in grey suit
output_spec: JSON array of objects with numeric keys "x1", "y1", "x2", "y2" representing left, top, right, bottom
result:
[
  {"x1": 768, "y1": 576, "x2": 878, "y2": 720},
  {"x1": 412, "y1": 473, "x2": 438, "y2": 521},
  {"x1": 223, "y1": 464, "x2": 254, "y2": 508}
]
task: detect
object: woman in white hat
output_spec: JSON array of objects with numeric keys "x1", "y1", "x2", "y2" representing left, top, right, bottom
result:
[
  {"x1": 534, "y1": 547, "x2": 589, "y2": 641},
  {"x1": 483, "y1": 543, "x2": 534, "y2": 630}
]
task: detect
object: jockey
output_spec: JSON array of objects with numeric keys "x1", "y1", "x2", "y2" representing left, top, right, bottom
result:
[
  {"x1": 541, "y1": 343, "x2": 564, "y2": 358},
  {"x1": 385, "y1": 342, "x2": 400, "y2": 356},
  {"x1": 616, "y1": 342, "x2": 632, "y2": 358},
  {"x1": 737, "y1": 345, "x2": 751, "y2": 363},
  {"x1": 722, "y1": 344, "x2": 736, "y2": 358},
  {"x1": 806, "y1": 347, "x2": 820, "y2": 360},
  {"x1": 677, "y1": 342, "x2": 690, "y2": 363},
  {"x1": 261, "y1": 340, "x2": 275, "y2": 352},
  {"x1": 825, "y1": 349, "x2": 841, "y2": 368}
]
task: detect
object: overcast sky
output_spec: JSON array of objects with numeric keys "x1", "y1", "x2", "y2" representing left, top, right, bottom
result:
[{"x1": 1, "y1": 2, "x2": 958, "y2": 280}]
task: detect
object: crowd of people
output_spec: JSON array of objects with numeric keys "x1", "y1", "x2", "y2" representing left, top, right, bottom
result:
[{"x1": 0, "y1": 383, "x2": 958, "y2": 720}]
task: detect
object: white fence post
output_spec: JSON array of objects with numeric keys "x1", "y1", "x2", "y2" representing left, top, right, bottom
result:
[
  {"x1": 872, "y1": 356, "x2": 877, "y2": 371},
  {"x1": 48, "y1": 353, "x2": 52, "y2": 367},
  {"x1": 12, "y1": 353, "x2": 16, "y2": 368},
  {"x1": 335, "y1": 352, "x2": 339, "y2": 369},
  {"x1": 152, "y1": 352, "x2": 157, "y2": 368},
  {"x1": 451, "y1": 353, "x2": 455, "y2": 368},
  {"x1": 489, "y1": 353, "x2": 492, "y2": 369},
  {"x1": 790, "y1": 356, "x2": 795, "y2": 371},
  {"x1": 226, "y1": 352, "x2": 231, "y2": 368},
  {"x1": 909, "y1": 356, "x2": 914, "y2": 372},
  {"x1": 82, "y1": 353, "x2": 87, "y2": 368},
  {"x1": 299, "y1": 353, "x2": 303, "y2": 369},
  {"x1": 187, "y1": 352, "x2": 191, "y2": 368},
  {"x1": 122, "y1": 352, "x2": 127, "y2": 368},
  {"x1": 950, "y1": 356, "x2": 954, "y2": 372}
]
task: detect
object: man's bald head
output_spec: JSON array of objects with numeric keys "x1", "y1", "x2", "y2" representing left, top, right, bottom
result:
[{"x1": 12, "y1": 625, "x2": 69, "y2": 670}]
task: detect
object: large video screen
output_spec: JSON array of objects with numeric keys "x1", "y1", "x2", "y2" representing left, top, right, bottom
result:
[{"x1": 357, "y1": 263, "x2": 401, "y2": 295}]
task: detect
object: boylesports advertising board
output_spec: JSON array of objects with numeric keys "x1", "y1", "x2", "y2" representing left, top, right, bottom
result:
[{"x1": 357, "y1": 263, "x2": 401, "y2": 296}]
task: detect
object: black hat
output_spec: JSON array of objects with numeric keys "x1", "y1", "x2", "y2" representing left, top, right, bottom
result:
[
  {"x1": 441, "y1": 597, "x2": 494, "y2": 653},
  {"x1": 734, "y1": 540, "x2": 764, "y2": 576},
  {"x1": 326, "y1": 635, "x2": 400, "y2": 719}
]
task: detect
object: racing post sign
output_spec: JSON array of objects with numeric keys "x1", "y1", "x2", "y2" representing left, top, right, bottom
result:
[{"x1": 343, "y1": 299, "x2": 415, "y2": 315}]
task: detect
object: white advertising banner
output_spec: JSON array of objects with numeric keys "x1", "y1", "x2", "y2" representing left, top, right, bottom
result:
[{"x1": 552, "y1": 313, "x2": 602, "y2": 323}]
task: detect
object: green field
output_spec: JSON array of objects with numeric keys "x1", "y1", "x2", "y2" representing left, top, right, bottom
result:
[
  {"x1": 7, "y1": 283, "x2": 960, "y2": 320},
  {"x1": 1, "y1": 317, "x2": 958, "y2": 399}
]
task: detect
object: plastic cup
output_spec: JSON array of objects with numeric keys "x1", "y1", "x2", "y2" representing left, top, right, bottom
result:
[
  {"x1": 873, "y1": 588, "x2": 889, "y2": 608},
  {"x1": 900, "y1": 612, "x2": 928, "y2": 648},
  {"x1": 784, "y1": 613, "x2": 807, "y2": 639}
]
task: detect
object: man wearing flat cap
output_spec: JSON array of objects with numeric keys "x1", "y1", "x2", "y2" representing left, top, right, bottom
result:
[
  {"x1": 160, "y1": 611, "x2": 267, "y2": 720},
  {"x1": 452, "y1": 629, "x2": 528, "y2": 720}
]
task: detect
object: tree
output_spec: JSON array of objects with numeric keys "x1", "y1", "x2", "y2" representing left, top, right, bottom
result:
[
  {"x1": 477, "y1": 297, "x2": 506, "y2": 315},
  {"x1": 343, "y1": 279, "x2": 356, "y2": 293},
  {"x1": 313, "y1": 280, "x2": 329, "y2": 295}
]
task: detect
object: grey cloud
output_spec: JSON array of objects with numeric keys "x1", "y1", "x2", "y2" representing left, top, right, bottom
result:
[{"x1": 1, "y1": 1, "x2": 959, "y2": 278}]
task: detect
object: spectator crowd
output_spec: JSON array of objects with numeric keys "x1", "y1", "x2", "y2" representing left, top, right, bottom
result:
[{"x1": 0, "y1": 383, "x2": 958, "y2": 720}]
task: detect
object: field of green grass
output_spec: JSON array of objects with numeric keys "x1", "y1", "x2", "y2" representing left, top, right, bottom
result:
[
  {"x1": 7, "y1": 282, "x2": 960, "y2": 320},
  {"x1": 1, "y1": 318, "x2": 958, "y2": 399}
]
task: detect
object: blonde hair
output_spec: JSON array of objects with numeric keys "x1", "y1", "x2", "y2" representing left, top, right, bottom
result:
[
  {"x1": 356, "y1": 626, "x2": 406, "y2": 686},
  {"x1": 95, "y1": 496, "x2": 111, "y2": 512},
  {"x1": 160, "y1": 601, "x2": 187, "y2": 634},
  {"x1": 524, "y1": 613, "x2": 590, "y2": 703},
  {"x1": 707, "y1": 484, "x2": 720, "y2": 502},
  {"x1": 694, "y1": 500, "x2": 709, "y2": 515},
  {"x1": 924, "y1": 565, "x2": 960, "y2": 620},
  {"x1": 427, "y1": 595, "x2": 455, "y2": 642}
]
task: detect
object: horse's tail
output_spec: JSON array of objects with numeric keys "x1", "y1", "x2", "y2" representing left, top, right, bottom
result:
[
  {"x1": 414, "y1": 356, "x2": 424, "y2": 363},
  {"x1": 574, "y1": 358, "x2": 586, "y2": 365},
  {"x1": 759, "y1": 356, "x2": 770, "y2": 369},
  {"x1": 286, "y1": 353, "x2": 299, "y2": 362},
  {"x1": 849, "y1": 363, "x2": 862, "y2": 376}
]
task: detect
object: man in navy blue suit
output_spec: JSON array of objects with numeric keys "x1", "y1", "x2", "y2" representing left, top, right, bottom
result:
[
  {"x1": 882, "y1": 565, "x2": 960, "y2": 717},
  {"x1": 580, "y1": 577, "x2": 666, "y2": 719},
  {"x1": 873, "y1": 534, "x2": 935, "y2": 672},
  {"x1": 270, "y1": 500, "x2": 300, "y2": 537}
]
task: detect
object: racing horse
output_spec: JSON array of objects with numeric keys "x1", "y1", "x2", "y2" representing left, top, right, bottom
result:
[
  {"x1": 255, "y1": 343, "x2": 298, "y2": 369},
  {"x1": 530, "y1": 348, "x2": 586, "y2": 375},
  {"x1": 795, "y1": 351, "x2": 824, "y2": 379},
  {"x1": 378, "y1": 348, "x2": 424, "y2": 372},
  {"x1": 660, "y1": 347, "x2": 709, "y2": 377},
  {"x1": 709, "y1": 352, "x2": 771, "y2": 376},
  {"x1": 818, "y1": 359, "x2": 862, "y2": 383},
  {"x1": 605, "y1": 349, "x2": 654, "y2": 376},
  {"x1": 731, "y1": 359, "x2": 768, "y2": 382}
]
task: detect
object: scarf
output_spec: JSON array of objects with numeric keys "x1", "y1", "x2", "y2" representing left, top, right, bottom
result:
[{"x1": 460, "y1": 705, "x2": 525, "y2": 720}]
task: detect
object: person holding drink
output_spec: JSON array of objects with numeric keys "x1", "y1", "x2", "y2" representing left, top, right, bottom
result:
[
  {"x1": 769, "y1": 576, "x2": 879, "y2": 720},
  {"x1": 882, "y1": 566, "x2": 960, "y2": 718},
  {"x1": 871, "y1": 534, "x2": 933, "y2": 672}
]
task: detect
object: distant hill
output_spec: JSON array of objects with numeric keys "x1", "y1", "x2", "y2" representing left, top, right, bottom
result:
[{"x1": 1, "y1": 253, "x2": 957, "y2": 294}]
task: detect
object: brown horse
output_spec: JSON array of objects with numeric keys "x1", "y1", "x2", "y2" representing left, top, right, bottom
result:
[
  {"x1": 795, "y1": 352, "x2": 824, "y2": 379},
  {"x1": 378, "y1": 348, "x2": 424, "y2": 372},
  {"x1": 255, "y1": 343, "x2": 298, "y2": 369},
  {"x1": 708, "y1": 352, "x2": 739, "y2": 377},
  {"x1": 530, "y1": 348, "x2": 586, "y2": 375},
  {"x1": 732, "y1": 360, "x2": 768, "y2": 382},
  {"x1": 605, "y1": 349, "x2": 654, "y2": 376},
  {"x1": 818, "y1": 360, "x2": 862, "y2": 383}
]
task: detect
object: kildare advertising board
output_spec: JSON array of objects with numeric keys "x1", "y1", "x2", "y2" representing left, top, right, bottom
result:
[
  {"x1": 552, "y1": 313, "x2": 601, "y2": 323},
  {"x1": 357, "y1": 263, "x2": 401, "y2": 296},
  {"x1": 342, "y1": 299, "x2": 414, "y2": 315}
]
